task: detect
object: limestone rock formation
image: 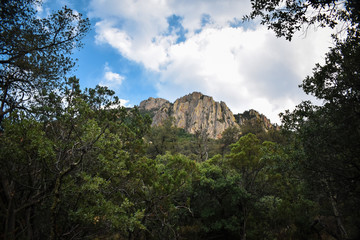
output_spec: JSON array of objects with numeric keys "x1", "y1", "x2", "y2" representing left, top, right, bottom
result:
[
  {"x1": 172, "y1": 92, "x2": 237, "y2": 139},
  {"x1": 138, "y1": 97, "x2": 170, "y2": 112},
  {"x1": 138, "y1": 92, "x2": 277, "y2": 139},
  {"x1": 234, "y1": 109, "x2": 279, "y2": 132},
  {"x1": 139, "y1": 97, "x2": 171, "y2": 126}
]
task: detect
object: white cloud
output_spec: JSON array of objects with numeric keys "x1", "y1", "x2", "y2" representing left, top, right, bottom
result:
[
  {"x1": 107, "y1": 99, "x2": 132, "y2": 108},
  {"x1": 119, "y1": 99, "x2": 131, "y2": 108},
  {"x1": 35, "y1": 2, "x2": 44, "y2": 14},
  {"x1": 101, "y1": 99, "x2": 132, "y2": 110},
  {"x1": 35, "y1": 0, "x2": 52, "y2": 18},
  {"x1": 90, "y1": 0, "x2": 252, "y2": 71},
  {"x1": 99, "y1": 63, "x2": 125, "y2": 89},
  {"x1": 95, "y1": 20, "x2": 173, "y2": 71},
  {"x1": 98, "y1": 64, "x2": 131, "y2": 108},
  {"x1": 89, "y1": 0, "x2": 334, "y2": 124},
  {"x1": 156, "y1": 26, "x2": 333, "y2": 123}
]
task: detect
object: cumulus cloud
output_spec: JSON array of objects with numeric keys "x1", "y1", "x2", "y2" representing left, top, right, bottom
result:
[
  {"x1": 89, "y1": 0, "x2": 334, "y2": 123},
  {"x1": 90, "y1": 0, "x2": 252, "y2": 71},
  {"x1": 119, "y1": 99, "x2": 131, "y2": 107},
  {"x1": 156, "y1": 26, "x2": 333, "y2": 123},
  {"x1": 98, "y1": 64, "x2": 131, "y2": 108},
  {"x1": 99, "y1": 63, "x2": 125, "y2": 89}
]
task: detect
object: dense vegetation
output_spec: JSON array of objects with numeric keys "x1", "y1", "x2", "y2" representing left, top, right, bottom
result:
[{"x1": 1, "y1": 0, "x2": 359, "y2": 239}]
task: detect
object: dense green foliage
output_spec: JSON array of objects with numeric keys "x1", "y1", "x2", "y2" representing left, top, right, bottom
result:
[
  {"x1": 249, "y1": 0, "x2": 360, "y2": 239},
  {"x1": 1, "y1": 0, "x2": 359, "y2": 239},
  {"x1": 280, "y1": 35, "x2": 360, "y2": 240}
]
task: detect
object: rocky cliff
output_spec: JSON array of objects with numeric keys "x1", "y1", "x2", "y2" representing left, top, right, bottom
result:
[
  {"x1": 138, "y1": 97, "x2": 171, "y2": 126},
  {"x1": 139, "y1": 92, "x2": 277, "y2": 139},
  {"x1": 234, "y1": 109, "x2": 279, "y2": 132}
]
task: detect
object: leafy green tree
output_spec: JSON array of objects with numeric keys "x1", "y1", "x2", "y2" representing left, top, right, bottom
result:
[
  {"x1": 186, "y1": 134, "x2": 319, "y2": 240},
  {"x1": 251, "y1": 139, "x2": 320, "y2": 240},
  {"x1": 248, "y1": 0, "x2": 360, "y2": 238},
  {"x1": 139, "y1": 153, "x2": 196, "y2": 239},
  {"x1": 246, "y1": 0, "x2": 359, "y2": 40},
  {"x1": 281, "y1": 34, "x2": 360, "y2": 239},
  {"x1": 48, "y1": 80, "x2": 151, "y2": 240},
  {"x1": 0, "y1": 77, "x2": 152, "y2": 239},
  {"x1": 224, "y1": 134, "x2": 316, "y2": 239},
  {"x1": 188, "y1": 134, "x2": 308, "y2": 240},
  {"x1": 146, "y1": 117, "x2": 179, "y2": 158},
  {"x1": 174, "y1": 128, "x2": 198, "y2": 156},
  {"x1": 192, "y1": 161, "x2": 244, "y2": 239},
  {"x1": 219, "y1": 126, "x2": 240, "y2": 155},
  {"x1": 225, "y1": 133, "x2": 271, "y2": 240},
  {"x1": 0, "y1": 0, "x2": 90, "y2": 125},
  {"x1": 0, "y1": 112, "x2": 54, "y2": 239}
]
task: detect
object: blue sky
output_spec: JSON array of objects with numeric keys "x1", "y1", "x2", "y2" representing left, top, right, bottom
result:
[{"x1": 41, "y1": 0, "x2": 335, "y2": 123}]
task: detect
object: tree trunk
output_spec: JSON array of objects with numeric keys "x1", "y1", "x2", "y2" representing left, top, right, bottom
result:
[
  {"x1": 26, "y1": 207, "x2": 33, "y2": 240},
  {"x1": 329, "y1": 194, "x2": 348, "y2": 240},
  {"x1": 2, "y1": 178, "x2": 16, "y2": 240},
  {"x1": 324, "y1": 179, "x2": 348, "y2": 240},
  {"x1": 50, "y1": 176, "x2": 61, "y2": 240},
  {"x1": 241, "y1": 205, "x2": 247, "y2": 240},
  {"x1": 5, "y1": 199, "x2": 15, "y2": 240}
]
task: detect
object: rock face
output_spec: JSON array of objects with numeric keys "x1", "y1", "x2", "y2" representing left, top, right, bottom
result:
[
  {"x1": 138, "y1": 97, "x2": 170, "y2": 112},
  {"x1": 139, "y1": 97, "x2": 171, "y2": 126},
  {"x1": 172, "y1": 92, "x2": 237, "y2": 139},
  {"x1": 234, "y1": 109, "x2": 279, "y2": 132},
  {"x1": 139, "y1": 92, "x2": 277, "y2": 139}
]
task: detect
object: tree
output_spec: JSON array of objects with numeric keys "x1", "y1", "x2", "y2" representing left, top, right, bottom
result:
[
  {"x1": 189, "y1": 134, "x2": 314, "y2": 240},
  {"x1": 246, "y1": 0, "x2": 359, "y2": 40},
  {"x1": 225, "y1": 133, "x2": 272, "y2": 240},
  {"x1": 193, "y1": 128, "x2": 211, "y2": 162},
  {"x1": 140, "y1": 153, "x2": 196, "y2": 239},
  {"x1": 280, "y1": 35, "x2": 360, "y2": 239},
  {"x1": 0, "y1": 0, "x2": 90, "y2": 126},
  {"x1": 146, "y1": 117, "x2": 179, "y2": 158},
  {"x1": 0, "y1": 77, "x2": 152, "y2": 239},
  {"x1": 247, "y1": 0, "x2": 360, "y2": 238},
  {"x1": 219, "y1": 126, "x2": 240, "y2": 155}
]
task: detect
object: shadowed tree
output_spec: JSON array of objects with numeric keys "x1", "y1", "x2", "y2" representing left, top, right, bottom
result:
[
  {"x1": 246, "y1": 0, "x2": 359, "y2": 40},
  {"x1": 0, "y1": 0, "x2": 90, "y2": 126},
  {"x1": 247, "y1": 0, "x2": 360, "y2": 238}
]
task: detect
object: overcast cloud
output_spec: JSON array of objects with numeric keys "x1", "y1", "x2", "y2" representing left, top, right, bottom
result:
[{"x1": 89, "y1": 0, "x2": 334, "y2": 123}]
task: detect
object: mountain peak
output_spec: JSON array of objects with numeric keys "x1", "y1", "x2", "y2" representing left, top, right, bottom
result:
[
  {"x1": 183, "y1": 91, "x2": 207, "y2": 98},
  {"x1": 138, "y1": 93, "x2": 276, "y2": 139},
  {"x1": 139, "y1": 97, "x2": 170, "y2": 111},
  {"x1": 171, "y1": 92, "x2": 236, "y2": 138}
]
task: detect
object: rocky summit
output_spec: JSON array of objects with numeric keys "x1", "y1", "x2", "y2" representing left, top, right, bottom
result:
[{"x1": 139, "y1": 92, "x2": 278, "y2": 139}]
